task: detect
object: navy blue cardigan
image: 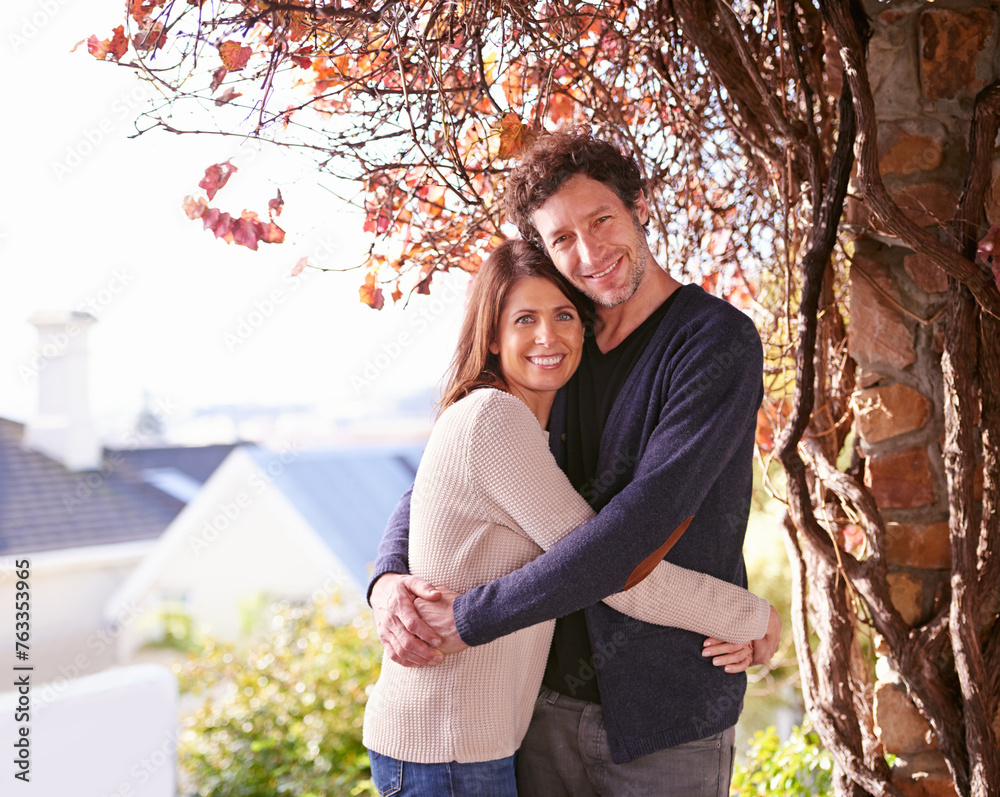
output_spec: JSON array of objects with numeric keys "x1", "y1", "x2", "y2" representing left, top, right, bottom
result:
[{"x1": 369, "y1": 284, "x2": 764, "y2": 763}]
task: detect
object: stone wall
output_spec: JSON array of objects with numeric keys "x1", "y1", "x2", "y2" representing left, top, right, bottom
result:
[{"x1": 848, "y1": 2, "x2": 999, "y2": 794}]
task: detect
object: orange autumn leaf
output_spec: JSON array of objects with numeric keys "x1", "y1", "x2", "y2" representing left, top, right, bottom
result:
[
  {"x1": 219, "y1": 41, "x2": 252, "y2": 71},
  {"x1": 199, "y1": 161, "x2": 236, "y2": 200},
  {"x1": 391, "y1": 281, "x2": 403, "y2": 303},
  {"x1": 109, "y1": 26, "x2": 128, "y2": 61},
  {"x1": 268, "y1": 190, "x2": 284, "y2": 219},
  {"x1": 133, "y1": 19, "x2": 166, "y2": 51},
  {"x1": 85, "y1": 35, "x2": 111, "y2": 61},
  {"x1": 260, "y1": 222, "x2": 285, "y2": 245},
  {"x1": 84, "y1": 26, "x2": 127, "y2": 62},
  {"x1": 360, "y1": 271, "x2": 385, "y2": 310},
  {"x1": 128, "y1": 0, "x2": 163, "y2": 24},
  {"x1": 496, "y1": 112, "x2": 534, "y2": 159},
  {"x1": 182, "y1": 195, "x2": 208, "y2": 220}
]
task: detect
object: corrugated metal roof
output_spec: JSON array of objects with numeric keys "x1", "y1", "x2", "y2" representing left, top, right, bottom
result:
[{"x1": 245, "y1": 445, "x2": 422, "y2": 590}]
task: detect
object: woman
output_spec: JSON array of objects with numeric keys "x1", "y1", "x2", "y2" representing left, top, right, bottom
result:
[{"x1": 363, "y1": 240, "x2": 772, "y2": 796}]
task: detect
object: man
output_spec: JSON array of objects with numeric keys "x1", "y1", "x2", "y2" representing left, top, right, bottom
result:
[{"x1": 369, "y1": 129, "x2": 780, "y2": 795}]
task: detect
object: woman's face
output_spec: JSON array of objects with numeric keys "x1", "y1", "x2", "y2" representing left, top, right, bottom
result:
[{"x1": 490, "y1": 276, "x2": 584, "y2": 417}]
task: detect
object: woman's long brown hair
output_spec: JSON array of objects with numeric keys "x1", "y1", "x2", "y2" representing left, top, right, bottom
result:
[{"x1": 437, "y1": 239, "x2": 590, "y2": 414}]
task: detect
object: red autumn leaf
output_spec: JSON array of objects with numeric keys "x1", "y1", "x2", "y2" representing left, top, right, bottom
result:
[
  {"x1": 496, "y1": 112, "x2": 534, "y2": 159},
  {"x1": 214, "y1": 88, "x2": 242, "y2": 107},
  {"x1": 268, "y1": 190, "x2": 284, "y2": 219},
  {"x1": 290, "y1": 46, "x2": 313, "y2": 69},
  {"x1": 291, "y1": 257, "x2": 309, "y2": 277},
  {"x1": 415, "y1": 272, "x2": 433, "y2": 295},
  {"x1": 199, "y1": 161, "x2": 237, "y2": 200},
  {"x1": 209, "y1": 66, "x2": 228, "y2": 93},
  {"x1": 360, "y1": 271, "x2": 385, "y2": 310},
  {"x1": 363, "y1": 207, "x2": 392, "y2": 235},
  {"x1": 230, "y1": 217, "x2": 261, "y2": 250},
  {"x1": 133, "y1": 19, "x2": 166, "y2": 52},
  {"x1": 201, "y1": 207, "x2": 232, "y2": 239},
  {"x1": 182, "y1": 195, "x2": 208, "y2": 220},
  {"x1": 219, "y1": 41, "x2": 252, "y2": 72}
]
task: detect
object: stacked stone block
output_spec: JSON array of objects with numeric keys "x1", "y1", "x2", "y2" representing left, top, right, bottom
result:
[{"x1": 847, "y1": 2, "x2": 1000, "y2": 794}]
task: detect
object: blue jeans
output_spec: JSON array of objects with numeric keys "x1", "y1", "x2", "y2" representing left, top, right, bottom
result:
[
  {"x1": 516, "y1": 685, "x2": 736, "y2": 796},
  {"x1": 368, "y1": 749, "x2": 517, "y2": 797}
]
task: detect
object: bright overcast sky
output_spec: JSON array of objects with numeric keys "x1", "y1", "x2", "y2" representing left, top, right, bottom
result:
[{"x1": 0, "y1": 0, "x2": 466, "y2": 435}]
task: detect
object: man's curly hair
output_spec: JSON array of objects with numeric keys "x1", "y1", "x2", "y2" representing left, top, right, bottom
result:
[{"x1": 502, "y1": 128, "x2": 646, "y2": 248}]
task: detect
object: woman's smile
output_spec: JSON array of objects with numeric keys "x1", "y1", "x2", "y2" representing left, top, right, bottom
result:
[{"x1": 489, "y1": 276, "x2": 585, "y2": 421}]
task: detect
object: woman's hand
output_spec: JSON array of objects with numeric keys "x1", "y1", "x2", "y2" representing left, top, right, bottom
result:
[
  {"x1": 702, "y1": 604, "x2": 782, "y2": 674},
  {"x1": 701, "y1": 639, "x2": 754, "y2": 673}
]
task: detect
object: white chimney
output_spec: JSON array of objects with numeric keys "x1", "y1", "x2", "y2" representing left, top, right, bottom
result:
[{"x1": 23, "y1": 311, "x2": 102, "y2": 472}]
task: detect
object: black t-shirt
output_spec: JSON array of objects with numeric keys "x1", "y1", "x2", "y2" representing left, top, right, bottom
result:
[{"x1": 541, "y1": 291, "x2": 679, "y2": 703}]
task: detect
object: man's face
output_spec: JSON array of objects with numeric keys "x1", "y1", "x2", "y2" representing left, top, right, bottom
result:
[{"x1": 530, "y1": 174, "x2": 650, "y2": 308}]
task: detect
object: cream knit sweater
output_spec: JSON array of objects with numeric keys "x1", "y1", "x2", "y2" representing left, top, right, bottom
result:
[{"x1": 362, "y1": 388, "x2": 769, "y2": 764}]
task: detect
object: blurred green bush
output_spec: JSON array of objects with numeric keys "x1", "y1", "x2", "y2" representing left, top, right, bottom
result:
[
  {"x1": 174, "y1": 600, "x2": 381, "y2": 797},
  {"x1": 732, "y1": 723, "x2": 834, "y2": 796}
]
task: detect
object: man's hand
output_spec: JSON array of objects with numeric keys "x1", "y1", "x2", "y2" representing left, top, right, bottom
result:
[
  {"x1": 414, "y1": 587, "x2": 469, "y2": 656},
  {"x1": 370, "y1": 574, "x2": 445, "y2": 667},
  {"x1": 702, "y1": 604, "x2": 782, "y2": 673},
  {"x1": 750, "y1": 603, "x2": 782, "y2": 667}
]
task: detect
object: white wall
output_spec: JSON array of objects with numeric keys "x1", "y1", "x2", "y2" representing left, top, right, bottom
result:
[
  {"x1": 115, "y1": 450, "x2": 366, "y2": 661},
  {"x1": 0, "y1": 544, "x2": 152, "y2": 685},
  {"x1": 0, "y1": 664, "x2": 177, "y2": 797}
]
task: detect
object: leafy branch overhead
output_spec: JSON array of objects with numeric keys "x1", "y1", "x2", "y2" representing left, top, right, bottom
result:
[
  {"x1": 182, "y1": 161, "x2": 285, "y2": 251},
  {"x1": 82, "y1": 1, "x2": 772, "y2": 309}
]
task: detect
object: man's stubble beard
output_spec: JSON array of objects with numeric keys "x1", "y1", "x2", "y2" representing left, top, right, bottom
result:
[{"x1": 585, "y1": 213, "x2": 650, "y2": 309}]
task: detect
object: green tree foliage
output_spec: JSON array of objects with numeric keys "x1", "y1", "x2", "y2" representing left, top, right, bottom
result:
[{"x1": 174, "y1": 600, "x2": 381, "y2": 797}]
